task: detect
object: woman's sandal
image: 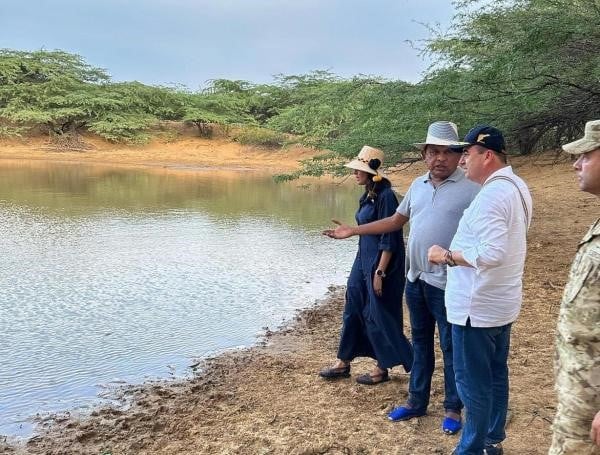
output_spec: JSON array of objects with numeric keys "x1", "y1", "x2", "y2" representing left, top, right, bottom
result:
[
  {"x1": 355, "y1": 369, "x2": 389, "y2": 385},
  {"x1": 318, "y1": 364, "x2": 351, "y2": 379}
]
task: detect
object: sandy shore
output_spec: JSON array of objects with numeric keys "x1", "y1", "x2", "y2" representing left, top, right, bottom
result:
[
  {"x1": 0, "y1": 134, "x2": 317, "y2": 173},
  {"x1": 0, "y1": 139, "x2": 597, "y2": 454}
]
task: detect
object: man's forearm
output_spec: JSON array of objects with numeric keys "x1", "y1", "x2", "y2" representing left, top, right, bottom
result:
[{"x1": 353, "y1": 213, "x2": 408, "y2": 236}]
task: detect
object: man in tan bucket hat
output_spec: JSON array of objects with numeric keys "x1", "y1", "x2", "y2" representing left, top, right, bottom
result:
[{"x1": 549, "y1": 120, "x2": 600, "y2": 455}]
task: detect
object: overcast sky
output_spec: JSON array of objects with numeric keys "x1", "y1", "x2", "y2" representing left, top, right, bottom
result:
[{"x1": 0, "y1": 0, "x2": 457, "y2": 89}]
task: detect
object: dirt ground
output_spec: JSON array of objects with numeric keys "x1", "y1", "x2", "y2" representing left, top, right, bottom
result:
[{"x1": 0, "y1": 139, "x2": 597, "y2": 455}]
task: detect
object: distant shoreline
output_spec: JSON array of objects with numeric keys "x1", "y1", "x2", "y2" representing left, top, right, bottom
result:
[{"x1": 0, "y1": 134, "x2": 317, "y2": 175}]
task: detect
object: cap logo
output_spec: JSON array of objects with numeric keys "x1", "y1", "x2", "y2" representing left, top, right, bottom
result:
[{"x1": 477, "y1": 133, "x2": 490, "y2": 143}]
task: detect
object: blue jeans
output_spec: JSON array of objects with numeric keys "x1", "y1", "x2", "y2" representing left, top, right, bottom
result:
[
  {"x1": 453, "y1": 322, "x2": 512, "y2": 455},
  {"x1": 405, "y1": 279, "x2": 462, "y2": 413}
]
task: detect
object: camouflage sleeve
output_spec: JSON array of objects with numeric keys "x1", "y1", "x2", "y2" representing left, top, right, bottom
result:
[
  {"x1": 558, "y1": 230, "x2": 600, "y2": 343},
  {"x1": 552, "y1": 224, "x2": 600, "y2": 452}
]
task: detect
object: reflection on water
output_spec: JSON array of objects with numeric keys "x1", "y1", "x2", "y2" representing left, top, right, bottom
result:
[{"x1": 0, "y1": 160, "x2": 361, "y2": 436}]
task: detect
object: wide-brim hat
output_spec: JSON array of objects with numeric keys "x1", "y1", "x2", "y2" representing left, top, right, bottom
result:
[
  {"x1": 563, "y1": 120, "x2": 600, "y2": 155},
  {"x1": 345, "y1": 145, "x2": 386, "y2": 177},
  {"x1": 413, "y1": 121, "x2": 469, "y2": 150}
]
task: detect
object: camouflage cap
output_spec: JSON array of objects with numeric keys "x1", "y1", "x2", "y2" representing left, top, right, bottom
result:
[{"x1": 562, "y1": 119, "x2": 600, "y2": 155}]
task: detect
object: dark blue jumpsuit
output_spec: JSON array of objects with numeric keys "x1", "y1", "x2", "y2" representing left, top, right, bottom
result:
[{"x1": 337, "y1": 184, "x2": 413, "y2": 371}]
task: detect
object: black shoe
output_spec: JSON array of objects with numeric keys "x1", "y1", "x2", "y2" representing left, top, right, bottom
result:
[
  {"x1": 355, "y1": 369, "x2": 389, "y2": 385},
  {"x1": 319, "y1": 364, "x2": 350, "y2": 379},
  {"x1": 484, "y1": 443, "x2": 503, "y2": 455},
  {"x1": 450, "y1": 443, "x2": 503, "y2": 455}
]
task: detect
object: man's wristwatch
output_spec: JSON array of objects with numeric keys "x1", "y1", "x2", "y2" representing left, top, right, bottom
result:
[
  {"x1": 444, "y1": 250, "x2": 457, "y2": 267},
  {"x1": 375, "y1": 269, "x2": 386, "y2": 278}
]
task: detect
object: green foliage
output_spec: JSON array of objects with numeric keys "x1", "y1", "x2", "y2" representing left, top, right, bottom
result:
[
  {"x1": 0, "y1": 50, "x2": 180, "y2": 144},
  {"x1": 88, "y1": 112, "x2": 156, "y2": 144},
  {"x1": 267, "y1": 72, "x2": 382, "y2": 147},
  {"x1": 426, "y1": 0, "x2": 600, "y2": 153},
  {"x1": 106, "y1": 82, "x2": 186, "y2": 121},
  {"x1": 182, "y1": 88, "x2": 253, "y2": 137},
  {"x1": 0, "y1": 48, "x2": 109, "y2": 87},
  {"x1": 206, "y1": 78, "x2": 291, "y2": 124},
  {"x1": 0, "y1": 49, "x2": 112, "y2": 138},
  {"x1": 1, "y1": 0, "x2": 597, "y2": 162},
  {"x1": 232, "y1": 126, "x2": 287, "y2": 147},
  {"x1": 0, "y1": 124, "x2": 26, "y2": 138}
]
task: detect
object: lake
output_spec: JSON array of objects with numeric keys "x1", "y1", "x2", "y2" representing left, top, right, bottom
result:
[{"x1": 0, "y1": 160, "x2": 360, "y2": 436}]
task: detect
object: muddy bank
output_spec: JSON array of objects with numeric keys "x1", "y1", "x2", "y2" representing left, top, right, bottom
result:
[{"x1": 1, "y1": 153, "x2": 598, "y2": 454}]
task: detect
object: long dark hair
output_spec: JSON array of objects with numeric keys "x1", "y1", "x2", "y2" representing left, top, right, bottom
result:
[
  {"x1": 363, "y1": 157, "x2": 389, "y2": 201},
  {"x1": 364, "y1": 175, "x2": 391, "y2": 202}
]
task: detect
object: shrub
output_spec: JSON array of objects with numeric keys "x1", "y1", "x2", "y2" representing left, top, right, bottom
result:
[
  {"x1": 232, "y1": 127, "x2": 287, "y2": 148},
  {"x1": 0, "y1": 125, "x2": 26, "y2": 138}
]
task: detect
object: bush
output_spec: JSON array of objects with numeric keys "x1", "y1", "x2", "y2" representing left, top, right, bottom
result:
[
  {"x1": 0, "y1": 125, "x2": 26, "y2": 138},
  {"x1": 232, "y1": 127, "x2": 287, "y2": 148}
]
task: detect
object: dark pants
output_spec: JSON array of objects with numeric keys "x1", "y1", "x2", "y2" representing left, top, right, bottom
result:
[
  {"x1": 453, "y1": 322, "x2": 512, "y2": 455},
  {"x1": 405, "y1": 279, "x2": 462, "y2": 413}
]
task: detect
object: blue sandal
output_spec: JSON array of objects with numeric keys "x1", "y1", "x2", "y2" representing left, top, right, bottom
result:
[
  {"x1": 387, "y1": 406, "x2": 426, "y2": 421},
  {"x1": 442, "y1": 416, "x2": 462, "y2": 435}
]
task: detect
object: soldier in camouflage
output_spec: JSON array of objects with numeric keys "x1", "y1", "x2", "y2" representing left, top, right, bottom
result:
[{"x1": 549, "y1": 119, "x2": 600, "y2": 455}]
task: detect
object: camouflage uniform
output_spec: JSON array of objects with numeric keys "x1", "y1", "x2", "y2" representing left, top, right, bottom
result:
[{"x1": 550, "y1": 218, "x2": 600, "y2": 455}]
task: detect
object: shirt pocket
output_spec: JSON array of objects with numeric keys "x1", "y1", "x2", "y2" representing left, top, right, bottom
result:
[{"x1": 563, "y1": 251, "x2": 599, "y2": 304}]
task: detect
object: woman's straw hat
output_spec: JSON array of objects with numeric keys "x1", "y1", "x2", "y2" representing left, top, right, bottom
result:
[{"x1": 345, "y1": 145, "x2": 386, "y2": 177}]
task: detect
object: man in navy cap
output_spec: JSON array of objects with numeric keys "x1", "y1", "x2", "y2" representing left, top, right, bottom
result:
[{"x1": 429, "y1": 125, "x2": 533, "y2": 455}]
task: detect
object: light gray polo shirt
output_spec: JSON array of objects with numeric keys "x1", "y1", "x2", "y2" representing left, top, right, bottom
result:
[{"x1": 397, "y1": 167, "x2": 480, "y2": 290}]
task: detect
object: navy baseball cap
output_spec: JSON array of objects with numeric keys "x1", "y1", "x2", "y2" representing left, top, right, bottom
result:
[{"x1": 456, "y1": 125, "x2": 506, "y2": 154}]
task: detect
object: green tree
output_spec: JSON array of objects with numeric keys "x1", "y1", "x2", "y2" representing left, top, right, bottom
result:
[
  {"x1": 86, "y1": 82, "x2": 184, "y2": 143},
  {"x1": 0, "y1": 50, "x2": 183, "y2": 144},
  {"x1": 182, "y1": 90, "x2": 252, "y2": 137},
  {"x1": 267, "y1": 72, "x2": 382, "y2": 147},
  {"x1": 426, "y1": 0, "x2": 600, "y2": 153},
  {"x1": 0, "y1": 49, "x2": 112, "y2": 137},
  {"x1": 204, "y1": 78, "x2": 286, "y2": 124}
]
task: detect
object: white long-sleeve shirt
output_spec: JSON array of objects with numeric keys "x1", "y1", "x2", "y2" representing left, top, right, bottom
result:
[{"x1": 445, "y1": 166, "x2": 533, "y2": 327}]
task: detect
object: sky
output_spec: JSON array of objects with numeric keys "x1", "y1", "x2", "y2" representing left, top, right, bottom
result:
[{"x1": 0, "y1": 0, "x2": 457, "y2": 89}]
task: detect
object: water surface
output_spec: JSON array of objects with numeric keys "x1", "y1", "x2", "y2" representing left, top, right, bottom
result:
[{"x1": 0, "y1": 160, "x2": 360, "y2": 436}]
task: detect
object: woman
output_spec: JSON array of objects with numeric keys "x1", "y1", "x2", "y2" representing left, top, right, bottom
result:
[{"x1": 320, "y1": 145, "x2": 413, "y2": 384}]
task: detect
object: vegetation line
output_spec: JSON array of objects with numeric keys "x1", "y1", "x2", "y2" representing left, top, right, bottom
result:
[{"x1": 0, "y1": 0, "x2": 598, "y2": 178}]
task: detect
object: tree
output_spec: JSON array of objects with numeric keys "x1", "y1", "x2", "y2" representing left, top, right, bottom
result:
[
  {"x1": 0, "y1": 50, "x2": 183, "y2": 144},
  {"x1": 267, "y1": 72, "x2": 382, "y2": 148},
  {"x1": 182, "y1": 90, "x2": 252, "y2": 137},
  {"x1": 0, "y1": 49, "x2": 112, "y2": 137},
  {"x1": 86, "y1": 82, "x2": 184, "y2": 143},
  {"x1": 425, "y1": 0, "x2": 600, "y2": 153}
]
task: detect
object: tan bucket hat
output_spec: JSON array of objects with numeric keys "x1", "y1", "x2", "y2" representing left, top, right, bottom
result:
[
  {"x1": 345, "y1": 145, "x2": 385, "y2": 177},
  {"x1": 563, "y1": 120, "x2": 600, "y2": 155}
]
